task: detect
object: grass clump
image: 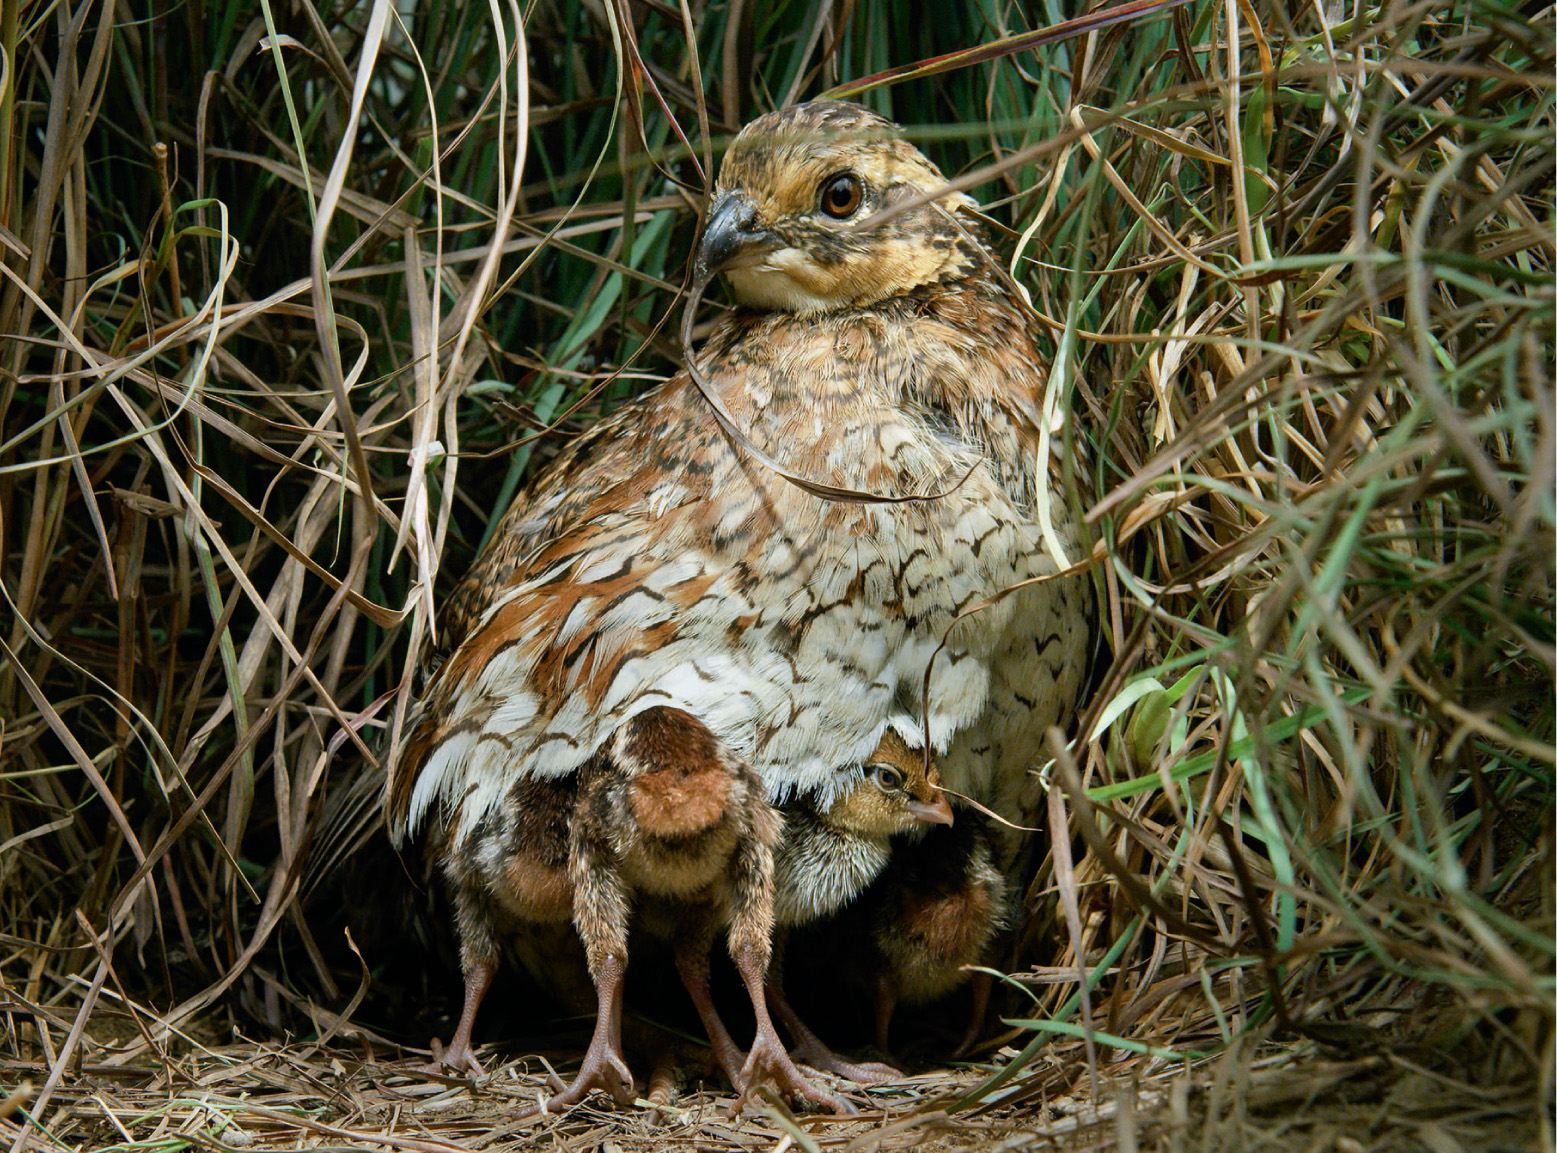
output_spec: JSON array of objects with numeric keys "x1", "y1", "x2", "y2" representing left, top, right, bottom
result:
[{"x1": 0, "y1": 0, "x2": 1549, "y2": 1148}]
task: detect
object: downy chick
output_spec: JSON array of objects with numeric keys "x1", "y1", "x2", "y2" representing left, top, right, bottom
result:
[
  {"x1": 427, "y1": 773, "x2": 578, "y2": 1075},
  {"x1": 568, "y1": 706, "x2": 848, "y2": 1114},
  {"x1": 861, "y1": 813, "x2": 1007, "y2": 1060},
  {"x1": 767, "y1": 729, "x2": 952, "y2": 1081}
]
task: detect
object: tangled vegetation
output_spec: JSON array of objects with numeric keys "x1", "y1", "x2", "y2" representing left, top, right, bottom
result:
[{"x1": 0, "y1": 0, "x2": 1549, "y2": 1148}]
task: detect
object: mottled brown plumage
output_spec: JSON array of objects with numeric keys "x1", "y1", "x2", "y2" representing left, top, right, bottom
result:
[{"x1": 390, "y1": 99, "x2": 1091, "y2": 1109}]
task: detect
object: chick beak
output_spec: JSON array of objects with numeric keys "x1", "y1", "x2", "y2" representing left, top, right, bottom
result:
[
  {"x1": 908, "y1": 793, "x2": 955, "y2": 827},
  {"x1": 697, "y1": 190, "x2": 775, "y2": 278}
]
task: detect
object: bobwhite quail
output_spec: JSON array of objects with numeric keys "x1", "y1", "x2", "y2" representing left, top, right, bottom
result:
[
  {"x1": 567, "y1": 705, "x2": 846, "y2": 1113},
  {"x1": 423, "y1": 706, "x2": 842, "y2": 1112},
  {"x1": 423, "y1": 771, "x2": 577, "y2": 1077},
  {"x1": 388, "y1": 97, "x2": 1091, "y2": 1107}
]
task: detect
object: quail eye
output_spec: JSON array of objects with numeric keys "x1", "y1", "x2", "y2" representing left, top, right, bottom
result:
[
  {"x1": 868, "y1": 762, "x2": 905, "y2": 792},
  {"x1": 819, "y1": 173, "x2": 864, "y2": 219}
]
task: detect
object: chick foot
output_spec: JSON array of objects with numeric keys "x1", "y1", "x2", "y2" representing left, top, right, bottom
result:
[
  {"x1": 519, "y1": 1033, "x2": 635, "y2": 1116},
  {"x1": 792, "y1": 1042, "x2": 901, "y2": 1086},
  {"x1": 644, "y1": 1046, "x2": 685, "y2": 1122},
  {"x1": 424, "y1": 1034, "x2": 485, "y2": 1077},
  {"x1": 765, "y1": 980, "x2": 900, "y2": 1084},
  {"x1": 736, "y1": 1023, "x2": 855, "y2": 1115},
  {"x1": 517, "y1": 953, "x2": 636, "y2": 1117},
  {"x1": 422, "y1": 956, "x2": 495, "y2": 1075}
]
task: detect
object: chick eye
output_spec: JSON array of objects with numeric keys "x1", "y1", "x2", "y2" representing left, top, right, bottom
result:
[
  {"x1": 868, "y1": 763, "x2": 904, "y2": 792},
  {"x1": 819, "y1": 173, "x2": 864, "y2": 219}
]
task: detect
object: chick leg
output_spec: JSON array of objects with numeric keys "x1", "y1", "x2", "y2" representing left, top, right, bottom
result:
[
  {"x1": 427, "y1": 953, "x2": 495, "y2": 1075},
  {"x1": 672, "y1": 920, "x2": 748, "y2": 1090},
  {"x1": 427, "y1": 888, "x2": 499, "y2": 1075},
  {"x1": 873, "y1": 972, "x2": 899, "y2": 1061},
  {"x1": 530, "y1": 948, "x2": 634, "y2": 1113},
  {"x1": 724, "y1": 803, "x2": 852, "y2": 1115},
  {"x1": 953, "y1": 970, "x2": 994, "y2": 1058},
  {"x1": 528, "y1": 802, "x2": 636, "y2": 1113}
]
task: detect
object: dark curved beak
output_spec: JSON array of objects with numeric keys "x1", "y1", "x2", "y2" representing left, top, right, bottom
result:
[
  {"x1": 908, "y1": 793, "x2": 955, "y2": 827},
  {"x1": 697, "y1": 190, "x2": 776, "y2": 278}
]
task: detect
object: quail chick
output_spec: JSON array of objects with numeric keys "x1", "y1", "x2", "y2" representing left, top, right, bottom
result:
[
  {"x1": 423, "y1": 710, "x2": 840, "y2": 1114},
  {"x1": 426, "y1": 773, "x2": 578, "y2": 1075},
  {"x1": 772, "y1": 730, "x2": 952, "y2": 927},
  {"x1": 766, "y1": 729, "x2": 951, "y2": 1082},
  {"x1": 860, "y1": 814, "x2": 1006, "y2": 1060},
  {"x1": 567, "y1": 706, "x2": 847, "y2": 1114}
]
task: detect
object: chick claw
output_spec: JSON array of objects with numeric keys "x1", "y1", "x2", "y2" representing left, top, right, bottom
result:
[
  {"x1": 734, "y1": 1029, "x2": 854, "y2": 1116},
  {"x1": 423, "y1": 1035, "x2": 485, "y2": 1077},
  {"x1": 516, "y1": 1041, "x2": 636, "y2": 1118},
  {"x1": 791, "y1": 1043, "x2": 901, "y2": 1086}
]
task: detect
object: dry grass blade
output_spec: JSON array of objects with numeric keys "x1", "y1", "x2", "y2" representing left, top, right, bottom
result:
[{"x1": 0, "y1": 1, "x2": 1549, "y2": 1151}]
